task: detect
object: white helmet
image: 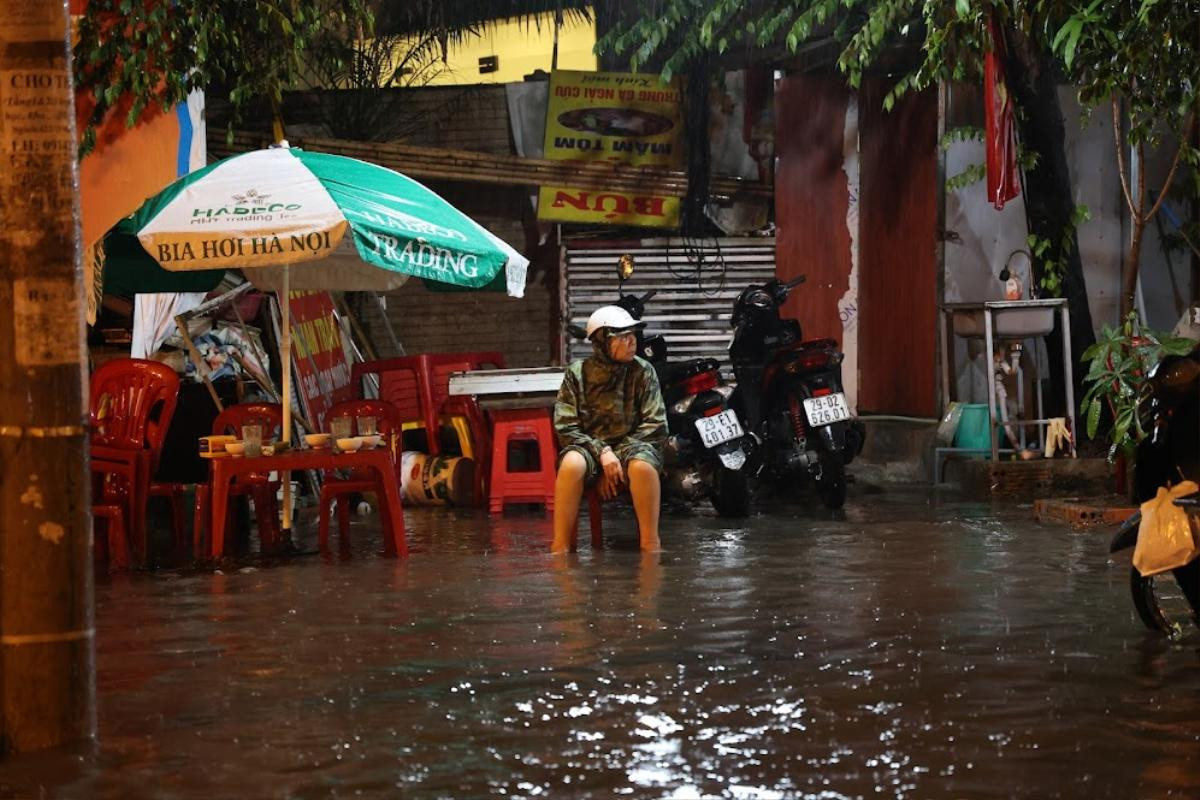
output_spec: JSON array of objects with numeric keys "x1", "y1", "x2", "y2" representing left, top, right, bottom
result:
[{"x1": 585, "y1": 305, "x2": 645, "y2": 340}]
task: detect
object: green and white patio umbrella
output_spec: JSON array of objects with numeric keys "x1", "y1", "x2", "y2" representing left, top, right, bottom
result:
[
  {"x1": 120, "y1": 145, "x2": 527, "y2": 292},
  {"x1": 114, "y1": 144, "x2": 529, "y2": 529}
]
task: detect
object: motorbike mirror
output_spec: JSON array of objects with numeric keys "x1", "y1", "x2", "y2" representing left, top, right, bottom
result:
[
  {"x1": 566, "y1": 323, "x2": 588, "y2": 340},
  {"x1": 618, "y1": 253, "x2": 635, "y2": 281}
]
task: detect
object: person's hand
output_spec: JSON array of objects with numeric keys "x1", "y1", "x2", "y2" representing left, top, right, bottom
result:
[{"x1": 599, "y1": 448, "x2": 625, "y2": 499}]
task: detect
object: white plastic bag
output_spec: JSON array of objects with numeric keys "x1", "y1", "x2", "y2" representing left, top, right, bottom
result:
[{"x1": 936, "y1": 401, "x2": 963, "y2": 446}]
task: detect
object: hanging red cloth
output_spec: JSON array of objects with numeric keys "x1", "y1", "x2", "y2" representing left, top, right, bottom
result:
[{"x1": 984, "y1": 16, "x2": 1020, "y2": 210}]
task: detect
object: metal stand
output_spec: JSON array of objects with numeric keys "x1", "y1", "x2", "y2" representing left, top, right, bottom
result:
[
  {"x1": 983, "y1": 300, "x2": 1075, "y2": 462},
  {"x1": 936, "y1": 298, "x2": 1075, "y2": 483}
]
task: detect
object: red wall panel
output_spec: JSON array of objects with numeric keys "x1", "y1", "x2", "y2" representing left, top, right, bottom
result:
[
  {"x1": 857, "y1": 81, "x2": 939, "y2": 416},
  {"x1": 773, "y1": 76, "x2": 852, "y2": 344}
]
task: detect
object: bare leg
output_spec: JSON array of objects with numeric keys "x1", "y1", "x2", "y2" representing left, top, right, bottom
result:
[
  {"x1": 552, "y1": 451, "x2": 588, "y2": 553},
  {"x1": 627, "y1": 458, "x2": 661, "y2": 552}
]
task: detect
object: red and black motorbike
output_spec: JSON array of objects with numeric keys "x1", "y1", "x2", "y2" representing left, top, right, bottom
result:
[
  {"x1": 1108, "y1": 343, "x2": 1200, "y2": 636},
  {"x1": 728, "y1": 275, "x2": 865, "y2": 509}
]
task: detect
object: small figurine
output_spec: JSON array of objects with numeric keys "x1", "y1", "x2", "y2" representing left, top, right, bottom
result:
[
  {"x1": 1004, "y1": 273, "x2": 1023, "y2": 301},
  {"x1": 1000, "y1": 249, "x2": 1028, "y2": 300}
]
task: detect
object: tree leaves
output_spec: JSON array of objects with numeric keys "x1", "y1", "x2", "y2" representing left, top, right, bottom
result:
[
  {"x1": 1078, "y1": 311, "x2": 1195, "y2": 452},
  {"x1": 75, "y1": 0, "x2": 585, "y2": 154},
  {"x1": 1085, "y1": 397, "x2": 1101, "y2": 438}
]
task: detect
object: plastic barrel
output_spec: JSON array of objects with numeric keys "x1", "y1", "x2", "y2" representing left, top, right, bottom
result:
[
  {"x1": 400, "y1": 451, "x2": 475, "y2": 506},
  {"x1": 953, "y1": 403, "x2": 993, "y2": 450}
]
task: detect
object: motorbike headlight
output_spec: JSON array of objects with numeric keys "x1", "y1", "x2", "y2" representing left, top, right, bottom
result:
[{"x1": 671, "y1": 396, "x2": 694, "y2": 414}]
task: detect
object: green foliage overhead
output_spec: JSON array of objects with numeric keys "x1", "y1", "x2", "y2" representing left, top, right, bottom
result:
[
  {"x1": 74, "y1": 0, "x2": 372, "y2": 154},
  {"x1": 600, "y1": 1, "x2": 1198, "y2": 123},
  {"x1": 73, "y1": 0, "x2": 593, "y2": 155},
  {"x1": 1050, "y1": 0, "x2": 1198, "y2": 148},
  {"x1": 597, "y1": 0, "x2": 988, "y2": 90}
]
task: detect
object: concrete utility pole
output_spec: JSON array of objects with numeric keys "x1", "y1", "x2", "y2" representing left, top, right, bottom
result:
[{"x1": 0, "y1": 2, "x2": 96, "y2": 754}]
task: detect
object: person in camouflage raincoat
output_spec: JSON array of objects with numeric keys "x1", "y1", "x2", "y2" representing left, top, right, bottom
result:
[{"x1": 552, "y1": 305, "x2": 666, "y2": 552}]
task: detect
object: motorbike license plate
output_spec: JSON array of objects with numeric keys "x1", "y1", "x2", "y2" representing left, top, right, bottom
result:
[
  {"x1": 695, "y1": 409, "x2": 744, "y2": 448},
  {"x1": 803, "y1": 393, "x2": 851, "y2": 427}
]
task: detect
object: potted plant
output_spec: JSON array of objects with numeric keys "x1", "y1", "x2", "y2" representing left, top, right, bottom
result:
[{"x1": 1080, "y1": 311, "x2": 1196, "y2": 473}]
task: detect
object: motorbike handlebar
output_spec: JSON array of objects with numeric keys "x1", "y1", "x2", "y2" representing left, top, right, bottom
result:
[
  {"x1": 783, "y1": 275, "x2": 807, "y2": 290},
  {"x1": 640, "y1": 289, "x2": 658, "y2": 304}
]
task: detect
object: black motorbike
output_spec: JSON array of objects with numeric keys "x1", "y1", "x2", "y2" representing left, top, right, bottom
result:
[
  {"x1": 728, "y1": 275, "x2": 864, "y2": 509},
  {"x1": 568, "y1": 290, "x2": 754, "y2": 517},
  {"x1": 1109, "y1": 344, "x2": 1200, "y2": 636}
]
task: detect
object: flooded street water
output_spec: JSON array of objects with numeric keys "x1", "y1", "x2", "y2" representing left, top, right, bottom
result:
[{"x1": 4, "y1": 487, "x2": 1200, "y2": 798}]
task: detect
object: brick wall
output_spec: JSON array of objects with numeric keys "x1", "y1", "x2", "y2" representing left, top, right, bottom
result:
[{"x1": 279, "y1": 84, "x2": 516, "y2": 154}]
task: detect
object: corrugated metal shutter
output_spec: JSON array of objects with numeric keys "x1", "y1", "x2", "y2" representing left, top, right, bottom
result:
[{"x1": 563, "y1": 237, "x2": 777, "y2": 377}]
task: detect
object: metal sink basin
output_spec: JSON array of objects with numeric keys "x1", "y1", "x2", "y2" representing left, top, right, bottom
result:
[{"x1": 949, "y1": 301, "x2": 1059, "y2": 340}]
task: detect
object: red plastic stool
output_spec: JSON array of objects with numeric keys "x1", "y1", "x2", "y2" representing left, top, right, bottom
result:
[
  {"x1": 585, "y1": 489, "x2": 606, "y2": 549},
  {"x1": 488, "y1": 408, "x2": 557, "y2": 513}
]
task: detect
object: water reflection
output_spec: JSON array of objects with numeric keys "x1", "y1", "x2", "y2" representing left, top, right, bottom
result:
[{"x1": 4, "y1": 490, "x2": 1200, "y2": 798}]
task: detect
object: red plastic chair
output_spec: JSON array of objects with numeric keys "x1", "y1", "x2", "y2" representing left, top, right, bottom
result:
[
  {"x1": 427, "y1": 352, "x2": 504, "y2": 502},
  {"x1": 317, "y1": 399, "x2": 404, "y2": 552},
  {"x1": 92, "y1": 503, "x2": 129, "y2": 570},
  {"x1": 353, "y1": 353, "x2": 504, "y2": 505},
  {"x1": 428, "y1": 352, "x2": 503, "y2": 443},
  {"x1": 89, "y1": 358, "x2": 180, "y2": 567},
  {"x1": 193, "y1": 403, "x2": 284, "y2": 558},
  {"x1": 352, "y1": 355, "x2": 434, "y2": 446}
]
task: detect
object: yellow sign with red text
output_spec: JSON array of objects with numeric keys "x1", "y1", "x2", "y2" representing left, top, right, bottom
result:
[{"x1": 537, "y1": 70, "x2": 683, "y2": 228}]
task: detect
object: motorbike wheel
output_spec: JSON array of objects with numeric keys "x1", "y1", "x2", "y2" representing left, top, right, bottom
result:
[
  {"x1": 814, "y1": 451, "x2": 847, "y2": 510},
  {"x1": 1129, "y1": 560, "x2": 1200, "y2": 637},
  {"x1": 711, "y1": 467, "x2": 751, "y2": 518}
]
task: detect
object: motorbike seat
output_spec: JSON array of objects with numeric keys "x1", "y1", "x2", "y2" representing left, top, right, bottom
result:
[
  {"x1": 658, "y1": 358, "x2": 722, "y2": 387},
  {"x1": 639, "y1": 333, "x2": 668, "y2": 364}
]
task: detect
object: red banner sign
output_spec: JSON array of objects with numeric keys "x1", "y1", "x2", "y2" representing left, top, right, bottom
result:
[
  {"x1": 985, "y1": 16, "x2": 1020, "y2": 210},
  {"x1": 286, "y1": 291, "x2": 353, "y2": 429}
]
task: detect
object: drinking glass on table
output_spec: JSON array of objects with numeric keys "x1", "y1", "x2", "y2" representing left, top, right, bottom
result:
[
  {"x1": 242, "y1": 424, "x2": 263, "y2": 458},
  {"x1": 357, "y1": 415, "x2": 377, "y2": 439},
  {"x1": 330, "y1": 416, "x2": 352, "y2": 453}
]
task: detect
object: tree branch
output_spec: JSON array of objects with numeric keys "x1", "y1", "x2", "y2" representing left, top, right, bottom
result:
[
  {"x1": 1112, "y1": 94, "x2": 1136, "y2": 217},
  {"x1": 1137, "y1": 139, "x2": 1145, "y2": 218},
  {"x1": 1141, "y1": 111, "x2": 1196, "y2": 224}
]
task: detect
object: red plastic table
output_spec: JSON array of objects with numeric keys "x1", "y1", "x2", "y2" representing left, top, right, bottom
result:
[{"x1": 208, "y1": 447, "x2": 407, "y2": 559}]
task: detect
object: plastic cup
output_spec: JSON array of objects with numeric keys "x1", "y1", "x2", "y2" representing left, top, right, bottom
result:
[
  {"x1": 242, "y1": 424, "x2": 262, "y2": 458},
  {"x1": 330, "y1": 416, "x2": 352, "y2": 453}
]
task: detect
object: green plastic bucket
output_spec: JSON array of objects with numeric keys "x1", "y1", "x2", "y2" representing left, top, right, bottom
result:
[{"x1": 953, "y1": 403, "x2": 993, "y2": 450}]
